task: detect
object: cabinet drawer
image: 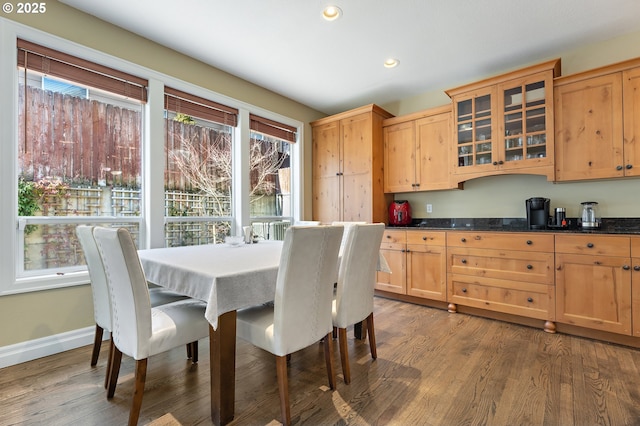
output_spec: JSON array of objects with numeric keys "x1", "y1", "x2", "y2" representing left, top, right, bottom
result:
[
  {"x1": 632, "y1": 237, "x2": 640, "y2": 258},
  {"x1": 381, "y1": 230, "x2": 406, "y2": 249},
  {"x1": 447, "y1": 232, "x2": 554, "y2": 252},
  {"x1": 555, "y1": 234, "x2": 630, "y2": 257},
  {"x1": 448, "y1": 247, "x2": 554, "y2": 285},
  {"x1": 406, "y1": 230, "x2": 446, "y2": 246},
  {"x1": 448, "y1": 275, "x2": 554, "y2": 320}
]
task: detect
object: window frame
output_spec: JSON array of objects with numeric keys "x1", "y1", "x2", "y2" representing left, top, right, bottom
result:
[{"x1": 0, "y1": 20, "x2": 304, "y2": 295}]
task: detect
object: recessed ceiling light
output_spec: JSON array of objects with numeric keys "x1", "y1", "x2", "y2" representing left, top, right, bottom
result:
[
  {"x1": 322, "y1": 6, "x2": 342, "y2": 21},
  {"x1": 384, "y1": 58, "x2": 400, "y2": 68}
]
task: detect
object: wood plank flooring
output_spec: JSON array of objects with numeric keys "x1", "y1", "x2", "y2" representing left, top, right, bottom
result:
[{"x1": 2, "y1": 297, "x2": 640, "y2": 425}]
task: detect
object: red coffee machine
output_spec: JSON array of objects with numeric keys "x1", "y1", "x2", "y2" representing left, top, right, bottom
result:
[{"x1": 389, "y1": 200, "x2": 412, "y2": 226}]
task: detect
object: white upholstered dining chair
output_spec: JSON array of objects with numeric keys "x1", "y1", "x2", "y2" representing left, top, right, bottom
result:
[
  {"x1": 332, "y1": 223, "x2": 385, "y2": 384},
  {"x1": 92, "y1": 226, "x2": 211, "y2": 426},
  {"x1": 76, "y1": 225, "x2": 191, "y2": 386},
  {"x1": 331, "y1": 221, "x2": 366, "y2": 256},
  {"x1": 235, "y1": 225, "x2": 343, "y2": 426}
]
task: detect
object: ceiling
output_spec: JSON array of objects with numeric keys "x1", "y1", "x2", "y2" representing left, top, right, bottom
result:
[{"x1": 61, "y1": 0, "x2": 640, "y2": 116}]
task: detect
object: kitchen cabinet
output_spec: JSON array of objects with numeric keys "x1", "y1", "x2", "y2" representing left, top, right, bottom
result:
[
  {"x1": 383, "y1": 106, "x2": 458, "y2": 192},
  {"x1": 629, "y1": 238, "x2": 640, "y2": 337},
  {"x1": 555, "y1": 234, "x2": 632, "y2": 335},
  {"x1": 311, "y1": 104, "x2": 393, "y2": 224},
  {"x1": 375, "y1": 230, "x2": 407, "y2": 294},
  {"x1": 447, "y1": 231, "x2": 556, "y2": 332},
  {"x1": 375, "y1": 229, "x2": 447, "y2": 301},
  {"x1": 554, "y1": 58, "x2": 640, "y2": 181},
  {"x1": 446, "y1": 59, "x2": 560, "y2": 185}
]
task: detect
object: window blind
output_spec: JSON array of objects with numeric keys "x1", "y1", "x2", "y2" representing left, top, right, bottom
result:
[
  {"x1": 17, "y1": 39, "x2": 148, "y2": 102},
  {"x1": 250, "y1": 114, "x2": 297, "y2": 143},
  {"x1": 164, "y1": 87, "x2": 238, "y2": 127}
]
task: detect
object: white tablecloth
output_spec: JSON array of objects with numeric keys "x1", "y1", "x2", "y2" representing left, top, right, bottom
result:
[{"x1": 139, "y1": 241, "x2": 283, "y2": 329}]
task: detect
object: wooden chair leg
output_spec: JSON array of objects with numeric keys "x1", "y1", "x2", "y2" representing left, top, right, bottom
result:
[
  {"x1": 366, "y1": 312, "x2": 377, "y2": 360},
  {"x1": 105, "y1": 338, "x2": 115, "y2": 389},
  {"x1": 107, "y1": 346, "x2": 123, "y2": 399},
  {"x1": 276, "y1": 355, "x2": 291, "y2": 426},
  {"x1": 128, "y1": 358, "x2": 148, "y2": 426},
  {"x1": 337, "y1": 327, "x2": 351, "y2": 384},
  {"x1": 190, "y1": 341, "x2": 198, "y2": 364},
  {"x1": 323, "y1": 332, "x2": 336, "y2": 390},
  {"x1": 186, "y1": 343, "x2": 192, "y2": 359},
  {"x1": 91, "y1": 324, "x2": 103, "y2": 367},
  {"x1": 332, "y1": 326, "x2": 337, "y2": 339}
]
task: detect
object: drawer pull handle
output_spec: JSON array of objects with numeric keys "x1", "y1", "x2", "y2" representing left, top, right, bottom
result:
[
  {"x1": 526, "y1": 240, "x2": 532, "y2": 245},
  {"x1": 422, "y1": 236, "x2": 427, "y2": 241},
  {"x1": 527, "y1": 264, "x2": 533, "y2": 270},
  {"x1": 527, "y1": 297, "x2": 533, "y2": 303},
  {"x1": 461, "y1": 259, "x2": 467, "y2": 264},
  {"x1": 587, "y1": 243, "x2": 594, "y2": 248},
  {"x1": 626, "y1": 164, "x2": 633, "y2": 170},
  {"x1": 623, "y1": 265, "x2": 630, "y2": 270},
  {"x1": 617, "y1": 165, "x2": 623, "y2": 171},
  {"x1": 462, "y1": 288, "x2": 467, "y2": 293},
  {"x1": 461, "y1": 238, "x2": 466, "y2": 243},
  {"x1": 386, "y1": 235, "x2": 391, "y2": 239},
  {"x1": 634, "y1": 266, "x2": 640, "y2": 271}
]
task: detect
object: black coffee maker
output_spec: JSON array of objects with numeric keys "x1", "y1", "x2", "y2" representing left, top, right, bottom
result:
[{"x1": 525, "y1": 197, "x2": 550, "y2": 230}]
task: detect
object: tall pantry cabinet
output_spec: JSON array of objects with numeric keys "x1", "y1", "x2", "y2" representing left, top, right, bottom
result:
[{"x1": 311, "y1": 104, "x2": 394, "y2": 224}]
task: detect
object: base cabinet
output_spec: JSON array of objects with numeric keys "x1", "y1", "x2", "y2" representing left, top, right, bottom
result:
[
  {"x1": 555, "y1": 235, "x2": 632, "y2": 335},
  {"x1": 632, "y1": 238, "x2": 640, "y2": 337},
  {"x1": 447, "y1": 232, "x2": 555, "y2": 331},
  {"x1": 376, "y1": 230, "x2": 447, "y2": 301}
]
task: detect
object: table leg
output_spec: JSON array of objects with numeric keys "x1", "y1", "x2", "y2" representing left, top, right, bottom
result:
[{"x1": 210, "y1": 310, "x2": 237, "y2": 426}]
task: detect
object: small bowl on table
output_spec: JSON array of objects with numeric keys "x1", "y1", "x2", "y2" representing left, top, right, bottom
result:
[{"x1": 225, "y1": 235, "x2": 244, "y2": 247}]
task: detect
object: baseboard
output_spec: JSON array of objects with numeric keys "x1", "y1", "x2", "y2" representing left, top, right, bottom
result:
[{"x1": 0, "y1": 326, "x2": 98, "y2": 368}]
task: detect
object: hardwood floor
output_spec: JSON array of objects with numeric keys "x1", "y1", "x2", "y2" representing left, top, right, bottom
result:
[{"x1": 3, "y1": 297, "x2": 640, "y2": 425}]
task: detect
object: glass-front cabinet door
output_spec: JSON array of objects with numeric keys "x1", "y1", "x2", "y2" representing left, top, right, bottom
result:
[
  {"x1": 454, "y1": 87, "x2": 496, "y2": 170},
  {"x1": 501, "y1": 77, "x2": 549, "y2": 164},
  {"x1": 498, "y1": 71, "x2": 554, "y2": 172}
]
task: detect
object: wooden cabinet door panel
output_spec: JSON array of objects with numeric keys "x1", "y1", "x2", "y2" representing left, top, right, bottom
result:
[
  {"x1": 623, "y1": 67, "x2": 640, "y2": 176},
  {"x1": 376, "y1": 247, "x2": 406, "y2": 294},
  {"x1": 556, "y1": 253, "x2": 631, "y2": 335},
  {"x1": 312, "y1": 121, "x2": 340, "y2": 179},
  {"x1": 312, "y1": 175, "x2": 341, "y2": 224},
  {"x1": 555, "y1": 73, "x2": 624, "y2": 181},
  {"x1": 383, "y1": 121, "x2": 415, "y2": 193},
  {"x1": 341, "y1": 112, "x2": 372, "y2": 176},
  {"x1": 407, "y1": 245, "x2": 447, "y2": 300},
  {"x1": 416, "y1": 112, "x2": 454, "y2": 190}
]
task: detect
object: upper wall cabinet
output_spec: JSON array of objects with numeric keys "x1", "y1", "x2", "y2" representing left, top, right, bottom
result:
[
  {"x1": 555, "y1": 58, "x2": 640, "y2": 181},
  {"x1": 446, "y1": 59, "x2": 561, "y2": 185},
  {"x1": 383, "y1": 105, "x2": 460, "y2": 193}
]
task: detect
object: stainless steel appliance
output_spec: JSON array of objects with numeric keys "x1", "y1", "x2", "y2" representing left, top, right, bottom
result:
[
  {"x1": 580, "y1": 201, "x2": 600, "y2": 229},
  {"x1": 525, "y1": 197, "x2": 550, "y2": 230},
  {"x1": 553, "y1": 207, "x2": 566, "y2": 227}
]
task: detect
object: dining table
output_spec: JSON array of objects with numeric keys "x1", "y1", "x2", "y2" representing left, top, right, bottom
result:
[
  {"x1": 138, "y1": 240, "x2": 284, "y2": 425},
  {"x1": 137, "y1": 237, "x2": 391, "y2": 425}
]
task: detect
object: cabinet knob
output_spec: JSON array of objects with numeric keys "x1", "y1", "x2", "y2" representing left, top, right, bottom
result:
[
  {"x1": 498, "y1": 160, "x2": 504, "y2": 165},
  {"x1": 623, "y1": 265, "x2": 631, "y2": 270},
  {"x1": 401, "y1": 249, "x2": 406, "y2": 253},
  {"x1": 587, "y1": 243, "x2": 594, "y2": 248},
  {"x1": 626, "y1": 164, "x2": 633, "y2": 170},
  {"x1": 462, "y1": 288, "x2": 467, "y2": 293},
  {"x1": 527, "y1": 297, "x2": 533, "y2": 303},
  {"x1": 634, "y1": 265, "x2": 640, "y2": 271},
  {"x1": 461, "y1": 238, "x2": 466, "y2": 243},
  {"x1": 422, "y1": 236, "x2": 427, "y2": 241},
  {"x1": 415, "y1": 183, "x2": 420, "y2": 187},
  {"x1": 492, "y1": 161, "x2": 498, "y2": 166},
  {"x1": 616, "y1": 165, "x2": 623, "y2": 171},
  {"x1": 461, "y1": 259, "x2": 467, "y2": 264},
  {"x1": 527, "y1": 264, "x2": 533, "y2": 270},
  {"x1": 526, "y1": 240, "x2": 532, "y2": 245}
]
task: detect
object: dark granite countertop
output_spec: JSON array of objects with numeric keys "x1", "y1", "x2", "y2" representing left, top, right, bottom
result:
[{"x1": 386, "y1": 218, "x2": 640, "y2": 235}]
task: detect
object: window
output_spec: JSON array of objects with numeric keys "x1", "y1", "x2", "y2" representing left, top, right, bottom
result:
[
  {"x1": 164, "y1": 87, "x2": 237, "y2": 246},
  {"x1": 16, "y1": 39, "x2": 146, "y2": 278},
  {"x1": 248, "y1": 114, "x2": 296, "y2": 240}
]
